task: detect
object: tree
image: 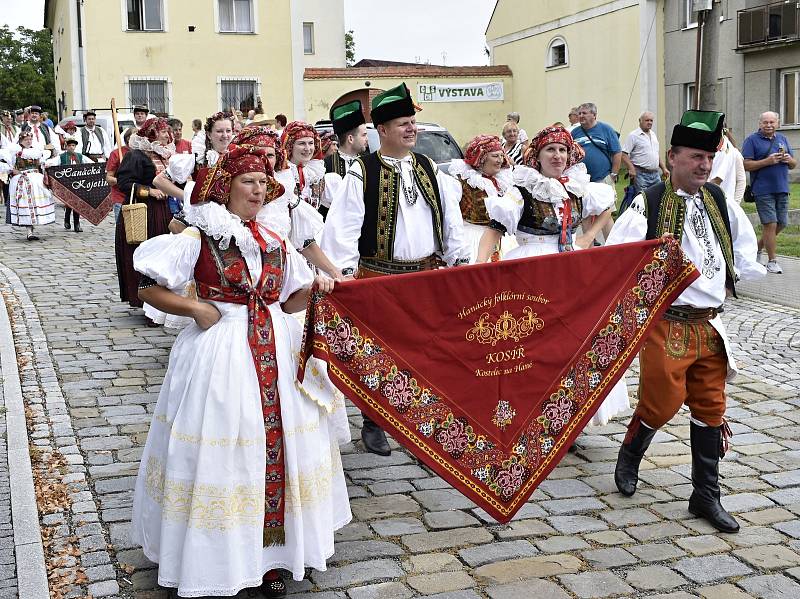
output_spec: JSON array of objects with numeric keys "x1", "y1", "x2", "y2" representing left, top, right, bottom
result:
[
  {"x1": 0, "y1": 26, "x2": 56, "y2": 113},
  {"x1": 345, "y1": 29, "x2": 355, "y2": 67}
]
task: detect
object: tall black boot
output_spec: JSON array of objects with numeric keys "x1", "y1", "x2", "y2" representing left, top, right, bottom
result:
[
  {"x1": 615, "y1": 415, "x2": 657, "y2": 496},
  {"x1": 361, "y1": 414, "x2": 390, "y2": 456},
  {"x1": 688, "y1": 421, "x2": 739, "y2": 533},
  {"x1": 73, "y1": 212, "x2": 82, "y2": 233},
  {"x1": 64, "y1": 208, "x2": 71, "y2": 230}
]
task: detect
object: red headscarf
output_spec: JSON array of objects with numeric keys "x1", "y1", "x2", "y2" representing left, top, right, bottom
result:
[
  {"x1": 464, "y1": 135, "x2": 511, "y2": 170},
  {"x1": 137, "y1": 117, "x2": 174, "y2": 144},
  {"x1": 280, "y1": 121, "x2": 322, "y2": 161},
  {"x1": 63, "y1": 121, "x2": 77, "y2": 132},
  {"x1": 320, "y1": 131, "x2": 337, "y2": 155},
  {"x1": 190, "y1": 144, "x2": 284, "y2": 205},
  {"x1": 523, "y1": 125, "x2": 584, "y2": 171},
  {"x1": 233, "y1": 125, "x2": 287, "y2": 171}
]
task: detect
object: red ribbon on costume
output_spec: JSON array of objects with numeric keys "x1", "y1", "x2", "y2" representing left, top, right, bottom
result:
[
  {"x1": 194, "y1": 233, "x2": 287, "y2": 546},
  {"x1": 557, "y1": 176, "x2": 573, "y2": 251},
  {"x1": 296, "y1": 164, "x2": 305, "y2": 191}
]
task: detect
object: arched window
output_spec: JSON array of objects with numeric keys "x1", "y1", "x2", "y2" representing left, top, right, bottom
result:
[{"x1": 546, "y1": 37, "x2": 568, "y2": 69}]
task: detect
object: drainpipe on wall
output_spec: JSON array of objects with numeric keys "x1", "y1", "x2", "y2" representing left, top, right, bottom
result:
[
  {"x1": 289, "y1": 0, "x2": 305, "y2": 120},
  {"x1": 76, "y1": 0, "x2": 88, "y2": 110}
]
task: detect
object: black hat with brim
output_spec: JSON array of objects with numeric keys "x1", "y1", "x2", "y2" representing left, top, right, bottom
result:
[
  {"x1": 84, "y1": 110, "x2": 96, "y2": 117},
  {"x1": 29, "y1": 105, "x2": 42, "y2": 113},
  {"x1": 330, "y1": 100, "x2": 366, "y2": 135},
  {"x1": 370, "y1": 83, "x2": 416, "y2": 126},
  {"x1": 133, "y1": 105, "x2": 149, "y2": 114},
  {"x1": 670, "y1": 110, "x2": 724, "y2": 153}
]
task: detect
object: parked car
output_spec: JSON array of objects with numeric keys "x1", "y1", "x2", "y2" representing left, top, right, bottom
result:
[
  {"x1": 314, "y1": 121, "x2": 463, "y2": 174},
  {"x1": 57, "y1": 112, "x2": 137, "y2": 145}
]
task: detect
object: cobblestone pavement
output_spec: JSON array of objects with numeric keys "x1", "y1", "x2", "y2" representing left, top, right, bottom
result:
[
  {"x1": 0, "y1": 212, "x2": 799, "y2": 599},
  {"x1": 0, "y1": 360, "x2": 18, "y2": 598},
  {"x1": 737, "y1": 255, "x2": 800, "y2": 310}
]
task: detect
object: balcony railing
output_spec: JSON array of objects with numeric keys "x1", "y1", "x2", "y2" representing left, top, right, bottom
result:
[{"x1": 738, "y1": 1, "x2": 799, "y2": 48}]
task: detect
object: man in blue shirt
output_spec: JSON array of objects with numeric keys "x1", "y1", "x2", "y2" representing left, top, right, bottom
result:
[
  {"x1": 573, "y1": 102, "x2": 621, "y2": 238},
  {"x1": 742, "y1": 111, "x2": 797, "y2": 274}
]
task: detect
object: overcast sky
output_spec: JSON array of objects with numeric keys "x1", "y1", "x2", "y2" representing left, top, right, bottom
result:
[{"x1": 2, "y1": 0, "x2": 494, "y2": 66}]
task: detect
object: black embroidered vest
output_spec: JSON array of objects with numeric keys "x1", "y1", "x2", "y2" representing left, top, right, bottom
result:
[
  {"x1": 324, "y1": 151, "x2": 347, "y2": 177},
  {"x1": 515, "y1": 186, "x2": 584, "y2": 236},
  {"x1": 643, "y1": 181, "x2": 736, "y2": 297},
  {"x1": 357, "y1": 151, "x2": 444, "y2": 262}
]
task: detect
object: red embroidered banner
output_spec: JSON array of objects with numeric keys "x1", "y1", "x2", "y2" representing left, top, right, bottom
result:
[{"x1": 300, "y1": 239, "x2": 698, "y2": 523}]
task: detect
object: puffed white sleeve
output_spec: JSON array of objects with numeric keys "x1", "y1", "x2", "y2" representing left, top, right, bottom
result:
[
  {"x1": 321, "y1": 172, "x2": 344, "y2": 209},
  {"x1": 320, "y1": 161, "x2": 366, "y2": 275},
  {"x1": 166, "y1": 153, "x2": 196, "y2": 184},
  {"x1": 133, "y1": 227, "x2": 202, "y2": 289},
  {"x1": 727, "y1": 197, "x2": 766, "y2": 281},
  {"x1": 436, "y1": 168, "x2": 470, "y2": 266},
  {"x1": 606, "y1": 193, "x2": 648, "y2": 245},
  {"x1": 289, "y1": 200, "x2": 324, "y2": 251},
  {"x1": 484, "y1": 186, "x2": 524, "y2": 236},
  {"x1": 280, "y1": 239, "x2": 315, "y2": 302},
  {"x1": 581, "y1": 182, "x2": 616, "y2": 217}
]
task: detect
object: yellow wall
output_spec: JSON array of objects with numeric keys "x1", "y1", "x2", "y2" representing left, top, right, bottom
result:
[
  {"x1": 50, "y1": 0, "x2": 76, "y2": 117},
  {"x1": 76, "y1": 0, "x2": 297, "y2": 122},
  {"x1": 491, "y1": 4, "x2": 643, "y2": 139},
  {"x1": 486, "y1": 0, "x2": 616, "y2": 39},
  {"x1": 304, "y1": 76, "x2": 514, "y2": 146}
]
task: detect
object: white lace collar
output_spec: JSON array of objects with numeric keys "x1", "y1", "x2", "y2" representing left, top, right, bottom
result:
[
  {"x1": 128, "y1": 134, "x2": 175, "y2": 159},
  {"x1": 448, "y1": 160, "x2": 513, "y2": 196},
  {"x1": 289, "y1": 158, "x2": 325, "y2": 186},
  {"x1": 182, "y1": 201, "x2": 281, "y2": 254},
  {"x1": 512, "y1": 163, "x2": 590, "y2": 206}
]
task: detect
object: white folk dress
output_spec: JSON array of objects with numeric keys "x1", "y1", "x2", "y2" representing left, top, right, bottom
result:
[
  {"x1": 486, "y1": 163, "x2": 629, "y2": 426},
  {"x1": 130, "y1": 205, "x2": 351, "y2": 597},
  {"x1": 448, "y1": 159, "x2": 518, "y2": 262},
  {"x1": 6, "y1": 147, "x2": 55, "y2": 226}
]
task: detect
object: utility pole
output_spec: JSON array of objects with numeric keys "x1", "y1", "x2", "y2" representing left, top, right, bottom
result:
[{"x1": 693, "y1": 0, "x2": 722, "y2": 110}]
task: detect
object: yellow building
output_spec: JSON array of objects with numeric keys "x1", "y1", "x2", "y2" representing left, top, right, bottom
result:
[
  {"x1": 44, "y1": 0, "x2": 345, "y2": 123},
  {"x1": 487, "y1": 0, "x2": 665, "y2": 141},
  {"x1": 304, "y1": 65, "x2": 514, "y2": 146}
]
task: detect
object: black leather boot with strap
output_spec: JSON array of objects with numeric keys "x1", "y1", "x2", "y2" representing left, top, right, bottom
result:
[
  {"x1": 361, "y1": 414, "x2": 391, "y2": 456},
  {"x1": 615, "y1": 414, "x2": 657, "y2": 496},
  {"x1": 688, "y1": 421, "x2": 739, "y2": 533}
]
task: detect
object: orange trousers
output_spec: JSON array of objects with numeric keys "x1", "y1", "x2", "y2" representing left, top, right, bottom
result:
[{"x1": 635, "y1": 318, "x2": 728, "y2": 429}]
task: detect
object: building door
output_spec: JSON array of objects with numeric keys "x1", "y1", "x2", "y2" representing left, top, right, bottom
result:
[{"x1": 331, "y1": 88, "x2": 384, "y2": 123}]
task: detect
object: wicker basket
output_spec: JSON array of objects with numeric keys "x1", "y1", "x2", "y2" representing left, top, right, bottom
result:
[{"x1": 122, "y1": 188, "x2": 148, "y2": 244}]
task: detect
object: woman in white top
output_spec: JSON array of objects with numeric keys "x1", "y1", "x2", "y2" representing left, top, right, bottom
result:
[{"x1": 502, "y1": 120, "x2": 525, "y2": 166}]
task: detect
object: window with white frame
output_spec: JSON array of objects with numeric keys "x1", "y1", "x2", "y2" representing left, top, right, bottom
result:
[
  {"x1": 546, "y1": 37, "x2": 568, "y2": 68},
  {"x1": 303, "y1": 22, "x2": 315, "y2": 54},
  {"x1": 127, "y1": 0, "x2": 163, "y2": 31},
  {"x1": 129, "y1": 79, "x2": 168, "y2": 114},
  {"x1": 218, "y1": 0, "x2": 253, "y2": 33},
  {"x1": 685, "y1": 0, "x2": 700, "y2": 28},
  {"x1": 220, "y1": 79, "x2": 258, "y2": 112},
  {"x1": 685, "y1": 83, "x2": 697, "y2": 110},
  {"x1": 782, "y1": 69, "x2": 799, "y2": 126}
]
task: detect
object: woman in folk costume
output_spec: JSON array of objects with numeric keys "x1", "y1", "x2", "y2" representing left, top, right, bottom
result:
[
  {"x1": 114, "y1": 117, "x2": 175, "y2": 316},
  {"x1": 281, "y1": 121, "x2": 327, "y2": 212},
  {"x1": 3, "y1": 129, "x2": 55, "y2": 240},
  {"x1": 477, "y1": 125, "x2": 628, "y2": 426},
  {"x1": 448, "y1": 135, "x2": 518, "y2": 262},
  {"x1": 131, "y1": 145, "x2": 351, "y2": 598},
  {"x1": 191, "y1": 111, "x2": 234, "y2": 169}
]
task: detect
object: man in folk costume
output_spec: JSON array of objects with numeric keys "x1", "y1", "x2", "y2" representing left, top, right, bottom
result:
[
  {"x1": 607, "y1": 111, "x2": 765, "y2": 533},
  {"x1": 321, "y1": 82, "x2": 469, "y2": 455},
  {"x1": 320, "y1": 100, "x2": 369, "y2": 219},
  {"x1": 81, "y1": 110, "x2": 110, "y2": 162},
  {"x1": 26, "y1": 105, "x2": 59, "y2": 160}
]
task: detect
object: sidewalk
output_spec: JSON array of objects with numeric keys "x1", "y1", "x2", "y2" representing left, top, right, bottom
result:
[{"x1": 737, "y1": 255, "x2": 800, "y2": 309}]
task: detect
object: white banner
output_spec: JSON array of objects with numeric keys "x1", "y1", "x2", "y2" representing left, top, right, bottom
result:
[{"x1": 417, "y1": 82, "x2": 504, "y2": 103}]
